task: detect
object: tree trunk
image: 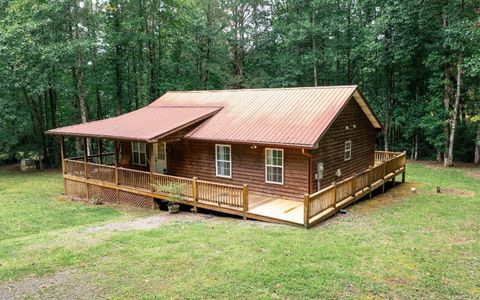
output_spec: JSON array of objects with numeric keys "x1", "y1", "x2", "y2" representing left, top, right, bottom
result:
[
  {"x1": 442, "y1": 3, "x2": 452, "y2": 166},
  {"x1": 145, "y1": 4, "x2": 156, "y2": 101},
  {"x1": 114, "y1": 2, "x2": 122, "y2": 115},
  {"x1": 312, "y1": 10, "x2": 317, "y2": 87},
  {"x1": 47, "y1": 74, "x2": 58, "y2": 166},
  {"x1": 446, "y1": 56, "x2": 462, "y2": 167},
  {"x1": 475, "y1": 121, "x2": 480, "y2": 164},
  {"x1": 383, "y1": 63, "x2": 394, "y2": 152},
  {"x1": 346, "y1": 0, "x2": 353, "y2": 83}
]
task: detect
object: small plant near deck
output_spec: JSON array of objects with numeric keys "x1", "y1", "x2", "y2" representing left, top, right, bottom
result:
[
  {"x1": 153, "y1": 182, "x2": 186, "y2": 214},
  {"x1": 90, "y1": 195, "x2": 102, "y2": 205}
]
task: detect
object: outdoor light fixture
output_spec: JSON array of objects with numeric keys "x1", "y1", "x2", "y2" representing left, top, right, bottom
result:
[{"x1": 250, "y1": 145, "x2": 257, "y2": 149}]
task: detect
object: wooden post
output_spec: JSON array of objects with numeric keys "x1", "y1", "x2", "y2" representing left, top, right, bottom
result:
[
  {"x1": 242, "y1": 184, "x2": 249, "y2": 220},
  {"x1": 114, "y1": 141, "x2": 119, "y2": 203},
  {"x1": 60, "y1": 136, "x2": 67, "y2": 195},
  {"x1": 60, "y1": 136, "x2": 66, "y2": 174},
  {"x1": 99, "y1": 139, "x2": 103, "y2": 165},
  {"x1": 351, "y1": 175, "x2": 356, "y2": 200},
  {"x1": 332, "y1": 181, "x2": 337, "y2": 208},
  {"x1": 382, "y1": 160, "x2": 386, "y2": 193},
  {"x1": 394, "y1": 153, "x2": 398, "y2": 172},
  {"x1": 402, "y1": 166, "x2": 406, "y2": 183},
  {"x1": 303, "y1": 194, "x2": 310, "y2": 228},
  {"x1": 83, "y1": 138, "x2": 88, "y2": 178},
  {"x1": 192, "y1": 177, "x2": 198, "y2": 213},
  {"x1": 149, "y1": 156, "x2": 155, "y2": 208},
  {"x1": 82, "y1": 137, "x2": 89, "y2": 200},
  {"x1": 368, "y1": 166, "x2": 373, "y2": 199}
]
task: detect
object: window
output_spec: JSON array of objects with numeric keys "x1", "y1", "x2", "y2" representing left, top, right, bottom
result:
[
  {"x1": 215, "y1": 144, "x2": 231, "y2": 178},
  {"x1": 265, "y1": 148, "x2": 283, "y2": 184},
  {"x1": 344, "y1": 141, "x2": 352, "y2": 161},
  {"x1": 132, "y1": 142, "x2": 147, "y2": 166}
]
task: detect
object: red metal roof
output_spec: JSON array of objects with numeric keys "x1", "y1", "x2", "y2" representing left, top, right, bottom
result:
[
  {"x1": 46, "y1": 106, "x2": 221, "y2": 141},
  {"x1": 47, "y1": 86, "x2": 381, "y2": 148},
  {"x1": 150, "y1": 86, "x2": 381, "y2": 148}
]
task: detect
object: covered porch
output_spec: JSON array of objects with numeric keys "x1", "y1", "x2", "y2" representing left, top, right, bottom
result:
[{"x1": 60, "y1": 138, "x2": 303, "y2": 225}]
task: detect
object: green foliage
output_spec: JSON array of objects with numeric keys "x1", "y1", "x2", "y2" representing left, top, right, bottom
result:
[
  {"x1": 153, "y1": 182, "x2": 186, "y2": 203},
  {"x1": 0, "y1": 0, "x2": 478, "y2": 163}
]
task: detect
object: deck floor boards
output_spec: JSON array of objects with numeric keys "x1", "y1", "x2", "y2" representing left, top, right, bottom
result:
[{"x1": 248, "y1": 194, "x2": 304, "y2": 224}]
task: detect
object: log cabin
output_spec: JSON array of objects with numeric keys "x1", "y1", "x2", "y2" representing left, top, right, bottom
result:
[{"x1": 47, "y1": 86, "x2": 406, "y2": 228}]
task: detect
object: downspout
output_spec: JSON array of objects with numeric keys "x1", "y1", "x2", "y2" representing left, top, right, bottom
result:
[{"x1": 302, "y1": 149, "x2": 313, "y2": 194}]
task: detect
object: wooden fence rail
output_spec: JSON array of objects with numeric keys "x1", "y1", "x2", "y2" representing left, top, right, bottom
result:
[
  {"x1": 63, "y1": 150, "x2": 405, "y2": 228},
  {"x1": 86, "y1": 163, "x2": 115, "y2": 183},
  {"x1": 64, "y1": 160, "x2": 246, "y2": 212},
  {"x1": 197, "y1": 180, "x2": 244, "y2": 208},
  {"x1": 64, "y1": 159, "x2": 85, "y2": 177},
  {"x1": 306, "y1": 151, "x2": 406, "y2": 228},
  {"x1": 152, "y1": 173, "x2": 194, "y2": 199},
  {"x1": 374, "y1": 151, "x2": 399, "y2": 164}
]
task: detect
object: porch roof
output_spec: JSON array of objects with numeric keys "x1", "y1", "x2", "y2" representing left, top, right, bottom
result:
[{"x1": 46, "y1": 106, "x2": 222, "y2": 142}]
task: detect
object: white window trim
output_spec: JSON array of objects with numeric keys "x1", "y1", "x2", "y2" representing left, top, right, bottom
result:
[
  {"x1": 132, "y1": 142, "x2": 147, "y2": 166},
  {"x1": 344, "y1": 140, "x2": 352, "y2": 161},
  {"x1": 265, "y1": 148, "x2": 284, "y2": 185},
  {"x1": 215, "y1": 144, "x2": 232, "y2": 178}
]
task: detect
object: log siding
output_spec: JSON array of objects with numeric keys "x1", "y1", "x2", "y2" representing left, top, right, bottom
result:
[
  {"x1": 166, "y1": 141, "x2": 309, "y2": 200},
  {"x1": 310, "y1": 97, "x2": 376, "y2": 192}
]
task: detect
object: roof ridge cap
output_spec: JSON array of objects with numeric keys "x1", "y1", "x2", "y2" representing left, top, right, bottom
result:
[
  {"x1": 164, "y1": 85, "x2": 358, "y2": 94},
  {"x1": 147, "y1": 105, "x2": 223, "y2": 108}
]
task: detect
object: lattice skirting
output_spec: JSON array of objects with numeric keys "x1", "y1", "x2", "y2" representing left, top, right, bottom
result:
[{"x1": 64, "y1": 179, "x2": 154, "y2": 209}]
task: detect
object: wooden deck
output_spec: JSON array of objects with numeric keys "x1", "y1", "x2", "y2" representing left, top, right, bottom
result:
[
  {"x1": 61, "y1": 151, "x2": 406, "y2": 228},
  {"x1": 248, "y1": 194, "x2": 304, "y2": 225}
]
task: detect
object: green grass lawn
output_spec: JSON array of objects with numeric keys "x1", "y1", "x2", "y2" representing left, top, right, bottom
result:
[{"x1": 0, "y1": 162, "x2": 478, "y2": 299}]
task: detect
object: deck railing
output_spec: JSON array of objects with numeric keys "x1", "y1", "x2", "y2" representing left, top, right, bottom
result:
[
  {"x1": 118, "y1": 167, "x2": 151, "y2": 190},
  {"x1": 64, "y1": 159, "x2": 247, "y2": 213},
  {"x1": 152, "y1": 173, "x2": 194, "y2": 199},
  {"x1": 69, "y1": 153, "x2": 115, "y2": 165},
  {"x1": 305, "y1": 151, "x2": 406, "y2": 228},
  {"x1": 87, "y1": 162, "x2": 115, "y2": 183},
  {"x1": 374, "y1": 151, "x2": 399, "y2": 164},
  {"x1": 64, "y1": 159, "x2": 85, "y2": 177},
  {"x1": 63, "y1": 150, "x2": 405, "y2": 228},
  {"x1": 197, "y1": 180, "x2": 244, "y2": 208}
]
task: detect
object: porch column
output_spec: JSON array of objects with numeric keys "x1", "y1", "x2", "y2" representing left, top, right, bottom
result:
[
  {"x1": 149, "y1": 143, "x2": 156, "y2": 209},
  {"x1": 83, "y1": 137, "x2": 89, "y2": 200},
  {"x1": 114, "y1": 141, "x2": 119, "y2": 203},
  {"x1": 83, "y1": 137, "x2": 88, "y2": 179},
  {"x1": 98, "y1": 139, "x2": 103, "y2": 165},
  {"x1": 114, "y1": 141, "x2": 119, "y2": 185},
  {"x1": 60, "y1": 136, "x2": 65, "y2": 174}
]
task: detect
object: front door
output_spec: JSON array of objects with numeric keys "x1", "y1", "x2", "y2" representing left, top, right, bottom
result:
[{"x1": 153, "y1": 142, "x2": 167, "y2": 173}]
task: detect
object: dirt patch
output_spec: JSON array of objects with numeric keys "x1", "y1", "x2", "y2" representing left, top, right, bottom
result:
[
  {"x1": 344, "y1": 182, "x2": 416, "y2": 214},
  {"x1": 438, "y1": 188, "x2": 475, "y2": 197},
  {"x1": 313, "y1": 181, "x2": 417, "y2": 228},
  {"x1": 84, "y1": 210, "x2": 216, "y2": 233},
  {"x1": 0, "y1": 269, "x2": 102, "y2": 300},
  {"x1": 465, "y1": 171, "x2": 480, "y2": 180}
]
